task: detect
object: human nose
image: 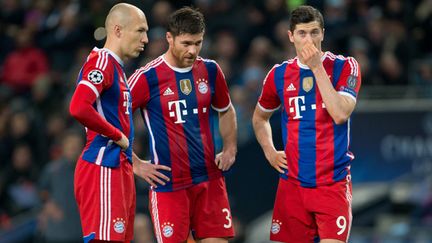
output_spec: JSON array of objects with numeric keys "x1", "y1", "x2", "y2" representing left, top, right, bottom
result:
[
  {"x1": 304, "y1": 34, "x2": 313, "y2": 43},
  {"x1": 141, "y1": 33, "x2": 148, "y2": 44},
  {"x1": 188, "y1": 46, "x2": 197, "y2": 55}
]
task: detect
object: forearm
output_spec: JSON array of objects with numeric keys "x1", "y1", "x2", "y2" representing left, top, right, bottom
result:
[
  {"x1": 219, "y1": 105, "x2": 237, "y2": 153},
  {"x1": 252, "y1": 107, "x2": 276, "y2": 158},
  {"x1": 312, "y1": 66, "x2": 355, "y2": 124}
]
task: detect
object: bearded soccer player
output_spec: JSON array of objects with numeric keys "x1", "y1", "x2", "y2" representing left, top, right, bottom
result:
[
  {"x1": 252, "y1": 5, "x2": 361, "y2": 243},
  {"x1": 69, "y1": 3, "x2": 169, "y2": 242},
  {"x1": 128, "y1": 7, "x2": 237, "y2": 243}
]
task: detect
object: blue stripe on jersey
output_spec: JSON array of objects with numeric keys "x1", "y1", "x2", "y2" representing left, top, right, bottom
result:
[
  {"x1": 333, "y1": 120, "x2": 349, "y2": 181},
  {"x1": 77, "y1": 68, "x2": 84, "y2": 84},
  {"x1": 274, "y1": 63, "x2": 289, "y2": 179},
  {"x1": 144, "y1": 68, "x2": 173, "y2": 191},
  {"x1": 103, "y1": 68, "x2": 132, "y2": 163},
  {"x1": 174, "y1": 71, "x2": 208, "y2": 184},
  {"x1": 298, "y1": 69, "x2": 317, "y2": 187},
  {"x1": 332, "y1": 58, "x2": 346, "y2": 87},
  {"x1": 204, "y1": 61, "x2": 218, "y2": 153},
  {"x1": 82, "y1": 65, "x2": 126, "y2": 167},
  {"x1": 332, "y1": 58, "x2": 349, "y2": 181}
]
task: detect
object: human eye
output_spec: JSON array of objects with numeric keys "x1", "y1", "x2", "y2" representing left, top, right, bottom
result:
[{"x1": 297, "y1": 30, "x2": 306, "y2": 37}]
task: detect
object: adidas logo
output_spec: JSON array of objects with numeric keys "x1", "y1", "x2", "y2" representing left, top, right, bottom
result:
[
  {"x1": 163, "y1": 87, "x2": 174, "y2": 96},
  {"x1": 286, "y1": 83, "x2": 296, "y2": 91}
]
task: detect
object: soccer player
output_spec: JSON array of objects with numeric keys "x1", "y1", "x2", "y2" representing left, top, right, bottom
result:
[
  {"x1": 252, "y1": 5, "x2": 361, "y2": 243},
  {"x1": 127, "y1": 7, "x2": 237, "y2": 243},
  {"x1": 69, "y1": 3, "x2": 170, "y2": 242}
]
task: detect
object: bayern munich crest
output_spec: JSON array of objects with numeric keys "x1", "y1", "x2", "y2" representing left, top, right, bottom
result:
[
  {"x1": 88, "y1": 69, "x2": 104, "y2": 84},
  {"x1": 197, "y1": 78, "x2": 209, "y2": 94},
  {"x1": 113, "y1": 218, "x2": 126, "y2": 233},
  {"x1": 271, "y1": 219, "x2": 282, "y2": 234},
  {"x1": 162, "y1": 222, "x2": 174, "y2": 238}
]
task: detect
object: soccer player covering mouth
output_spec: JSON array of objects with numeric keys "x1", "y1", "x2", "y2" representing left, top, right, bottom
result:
[
  {"x1": 128, "y1": 7, "x2": 238, "y2": 243},
  {"x1": 252, "y1": 5, "x2": 361, "y2": 243}
]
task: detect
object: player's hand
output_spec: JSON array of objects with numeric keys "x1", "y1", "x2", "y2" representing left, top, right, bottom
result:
[
  {"x1": 215, "y1": 148, "x2": 236, "y2": 171},
  {"x1": 300, "y1": 40, "x2": 322, "y2": 70},
  {"x1": 114, "y1": 133, "x2": 129, "y2": 150},
  {"x1": 265, "y1": 150, "x2": 287, "y2": 174},
  {"x1": 133, "y1": 158, "x2": 171, "y2": 188}
]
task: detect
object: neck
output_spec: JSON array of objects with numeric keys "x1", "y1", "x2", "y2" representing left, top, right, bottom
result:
[
  {"x1": 164, "y1": 49, "x2": 181, "y2": 68},
  {"x1": 104, "y1": 39, "x2": 125, "y2": 62}
]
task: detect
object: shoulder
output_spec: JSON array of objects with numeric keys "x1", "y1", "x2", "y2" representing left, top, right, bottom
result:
[
  {"x1": 128, "y1": 56, "x2": 164, "y2": 89},
  {"x1": 325, "y1": 51, "x2": 358, "y2": 63},
  {"x1": 135, "y1": 56, "x2": 164, "y2": 75},
  {"x1": 196, "y1": 56, "x2": 219, "y2": 68},
  {"x1": 84, "y1": 48, "x2": 114, "y2": 72}
]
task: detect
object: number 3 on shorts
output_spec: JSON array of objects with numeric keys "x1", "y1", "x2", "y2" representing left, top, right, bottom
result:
[
  {"x1": 336, "y1": 216, "x2": 346, "y2": 235},
  {"x1": 222, "y1": 208, "x2": 232, "y2": 229}
]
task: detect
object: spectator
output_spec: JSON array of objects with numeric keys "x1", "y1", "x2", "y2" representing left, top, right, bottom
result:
[{"x1": 37, "y1": 130, "x2": 84, "y2": 243}]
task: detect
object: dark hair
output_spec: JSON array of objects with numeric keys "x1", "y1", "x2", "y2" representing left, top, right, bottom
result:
[
  {"x1": 167, "y1": 7, "x2": 205, "y2": 36},
  {"x1": 289, "y1": 5, "x2": 324, "y2": 32}
]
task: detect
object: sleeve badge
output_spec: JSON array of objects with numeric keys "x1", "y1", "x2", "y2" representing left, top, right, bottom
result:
[{"x1": 88, "y1": 70, "x2": 104, "y2": 84}]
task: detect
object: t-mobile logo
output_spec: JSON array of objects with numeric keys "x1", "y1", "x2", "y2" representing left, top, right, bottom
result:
[
  {"x1": 288, "y1": 95, "x2": 326, "y2": 119},
  {"x1": 168, "y1": 99, "x2": 208, "y2": 124},
  {"x1": 123, "y1": 91, "x2": 131, "y2": 115}
]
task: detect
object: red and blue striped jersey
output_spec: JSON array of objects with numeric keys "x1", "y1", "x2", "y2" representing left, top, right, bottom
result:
[
  {"x1": 258, "y1": 51, "x2": 361, "y2": 187},
  {"x1": 72, "y1": 48, "x2": 134, "y2": 167},
  {"x1": 128, "y1": 55, "x2": 231, "y2": 192}
]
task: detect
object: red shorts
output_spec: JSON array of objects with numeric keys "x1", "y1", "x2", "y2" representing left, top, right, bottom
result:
[
  {"x1": 74, "y1": 158, "x2": 136, "y2": 242},
  {"x1": 149, "y1": 177, "x2": 235, "y2": 242},
  {"x1": 270, "y1": 175, "x2": 352, "y2": 243}
]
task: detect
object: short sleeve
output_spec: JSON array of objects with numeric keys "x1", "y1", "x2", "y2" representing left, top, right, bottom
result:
[
  {"x1": 257, "y1": 65, "x2": 281, "y2": 112},
  {"x1": 335, "y1": 57, "x2": 361, "y2": 102},
  {"x1": 78, "y1": 54, "x2": 114, "y2": 98},
  {"x1": 211, "y1": 62, "x2": 231, "y2": 112}
]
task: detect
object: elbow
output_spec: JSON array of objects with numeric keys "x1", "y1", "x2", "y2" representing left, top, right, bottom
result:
[
  {"x1": 332, "y1": 113, "x2": 350, "y2": 125},
  {"x1": 69, "y1": 102, "x2": 83, "y2": 121}
]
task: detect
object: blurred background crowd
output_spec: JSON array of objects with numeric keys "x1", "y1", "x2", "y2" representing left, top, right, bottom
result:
[{"x1": 0, "y1": 0, "x2": 431, "y2": 242}]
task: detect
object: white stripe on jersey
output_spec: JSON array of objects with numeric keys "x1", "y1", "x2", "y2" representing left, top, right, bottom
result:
[
  {"x1": 96, "y1": 98, "x2": 106, "y2": 120},
  {"x1": 151, "y1": 191, "x2": 163, "y2": 243},
  {"x1": 79, "y1": 80, "x2": 100, "y2": 98},
  {"x1": 95, "y1": 49, "x2": 109, "y2": 71},
  {"x1": 95, "y1": 146, "x2": 106, "y2": 165},
  {"x1": 144, "y1": 109, "x2": 159, "y2": 165}
]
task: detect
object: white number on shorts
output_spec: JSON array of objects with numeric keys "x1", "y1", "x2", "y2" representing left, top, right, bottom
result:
[
  {"x1": 222, "y1": 208, "x2": 232, "y2": 229},
  {"x1": 336, "y1": 216, "x2": 347, "y2": 235}
]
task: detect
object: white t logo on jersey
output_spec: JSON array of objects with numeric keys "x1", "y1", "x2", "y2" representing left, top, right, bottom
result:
[
  {"x1": 167, "y1": 99, "x2": 208, "y2": 124},
  {"x1": 288, "y1": 95, "x2": 326, "y2": 119},
  {"x1": 168, "y1": 100, "x2": 187, "y2": 124}
]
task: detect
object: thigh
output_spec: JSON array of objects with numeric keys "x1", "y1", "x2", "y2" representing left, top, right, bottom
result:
[
  {"x1": 74, "y1": 159, "x2": 135, "y2": 242},
  {"x1": 149, "y1": 189, "x2": 190, "y2": 243},
  {"x1": 270, "y1": 178, "x2": 317, "y2": 243},
  {"x1": 312, "y1": 176, "x2": 352, "y2": 242},
  {"x1": 190, "y1": 177, "x2": 235, "y2": 240}
]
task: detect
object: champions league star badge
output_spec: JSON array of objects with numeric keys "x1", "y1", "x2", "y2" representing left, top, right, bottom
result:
[
  {"x1": 88, "y1": 69, "x2": 104, "y2": 84},
  {"x1": 180, "y1": 79, "x2": 192, "y2": 95},
  {"x1": 302, "y1": 77, "x2": 314, "y2": 92}
]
